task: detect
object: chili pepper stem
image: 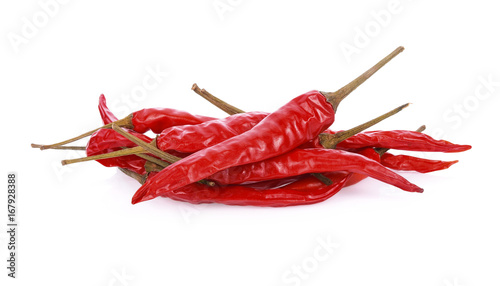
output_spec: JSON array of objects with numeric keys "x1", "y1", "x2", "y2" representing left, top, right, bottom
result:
[
  {"x1": 32, "y1": 115, "x2": 134, "y2": 150},
  {"x1": 136, "y1": 153, "x2": 169, "y2": 168},
  {"x1": 31, "y1": 144, "x2": 87, "y2": 151},
  {"x1": 374, "y1": 125, "x2": 426, "y2": 156},
  {"x1": 118, "y1": 168, "x2": 148, "y2": 185},
  {"x1": 320, "y1": 103, "x2": 410, "y2": 149},
  {"x1": 322, "y1": 46, "x2": 404, "y2": 111},
  {"x1": 111, "y1": 124, "x2": 180, "y2": 163},
  {"x1": 61, "y1": 146, "x2": 145, "y2": 165},
  {"x1": 111, "y1": 124, "x2": 216, "y2": 187},
  {"x1": 144, "y1": 161, "x2": 165, "y2": 173},
  {"x1": 192, "y1": 84, "x2": 244, "y2": 115}
]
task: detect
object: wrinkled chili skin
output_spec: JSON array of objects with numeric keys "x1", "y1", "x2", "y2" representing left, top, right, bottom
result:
[
  {"x1": 157, "y1": 111, "x2": 268, "y2": 153},
  {"x1": 98, "y1": 94, "x2": 118, "y2": 124},
  {"x1": 131, "y1": 108, "x2": 216, "y2": 134},
  {"x1": 301, "y1": 130, "x2": 471, "y2": 152},
  {"x1": 133, "y1": 90, "x2": 337, "y2": 204},
  {"x1": 208, "y1": 148, "x2": 423, "y2": 193},
  {"x1": 380, "y1": 153, "x2": 458, "y2": 173},
  {"x1": 161, "y1": 172, "x2": 351, "y2": 207},
  {"x1": 336, "y1": 130, "x2": 471, "y2": 152}
]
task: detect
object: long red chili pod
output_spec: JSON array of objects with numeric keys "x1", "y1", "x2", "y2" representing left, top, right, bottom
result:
[
  {"x1": 380, "y1": 153, "x2": 459, "y2": 173},
  {"x1": 330, "y1": 130, "x2": 471, "y2": 152},
  {"x1": 157, "y1": 111, "x2": 268, "y2": 153},
  {"x1": 132, "y1": 47, "x2": 405, "y2": 204},
  {"x1": 206, "y1": 148, "x2": 423, "y2": 192},
  {"x1": 131, "y1": 108, "x2": 216, "y2": 134},
  {"x1": 161, "y1": 172, "x2": 351, "y2": 207}
]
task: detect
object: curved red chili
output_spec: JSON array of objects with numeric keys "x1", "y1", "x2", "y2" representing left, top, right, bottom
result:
[
  {"x1": 380, "y1": 153, "x2": 459, "y2": 173},
  {"x1": 207, "y1": 148, "x2": 422, "y2": 192}
]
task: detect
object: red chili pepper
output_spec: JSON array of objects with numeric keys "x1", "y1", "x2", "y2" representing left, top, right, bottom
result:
[
  {"x1": 159, "y1": 171, "x2": 351, "y2": 207},
  {"x1": 206, "y1": 148, "x2": 423, "y2": 192},
  {"x1": 131, "y1": 107, "x2": 216, "y2": 134},
  {"x1": 157, "y1": 111, "x2": 268, "y2": 153},
  {"x1": 323, "y1": 130, "x2": 471, "y2": 152},
  {"x1": 380, "y1": 153, "x2": 459, "y2": 173}
]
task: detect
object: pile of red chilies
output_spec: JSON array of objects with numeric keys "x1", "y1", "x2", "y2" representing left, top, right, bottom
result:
[{"x1": 32, "y1": 47, "x2": 471, "y2": 207}]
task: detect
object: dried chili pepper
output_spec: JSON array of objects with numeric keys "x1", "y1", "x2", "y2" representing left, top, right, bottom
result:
[
  {"x1": 379, "y1": 153, "x2": 459, "y2": 173},
  {"x1": 132, "y1": 47, "x2": 406, "y2": 203},
  {"x1": 319, "y1": 130, "x2": 471, "y2": 152},
  {"x1": 157, "y1": 111, "x2": 268, "y2": 153},
  {"x1": 206, "y1": 148, "x2": 423, "y2": 191}
]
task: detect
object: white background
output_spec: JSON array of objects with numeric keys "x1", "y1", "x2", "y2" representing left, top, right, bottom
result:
[{"x1": 1, "y1": 1, "x2": 499, "y2": 285}]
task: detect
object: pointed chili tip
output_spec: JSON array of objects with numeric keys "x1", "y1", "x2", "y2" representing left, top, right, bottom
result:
[
  {"x1": 131, "y1": 185, "x2": 149, "y2": 204},
  {"x1": 131, "y1": 194, "x2": 151, "y2": 204},
  {"x1": 445, "y1": 144, "x2": 472, "y2": 153},
  {"x1": 415, "y1": 187, "x2": 424, "y2": 193}
]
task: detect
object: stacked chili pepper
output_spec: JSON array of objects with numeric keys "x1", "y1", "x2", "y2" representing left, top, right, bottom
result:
[{"x1": 32, "y1": 47, "x2": 471, "y2": 207}]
